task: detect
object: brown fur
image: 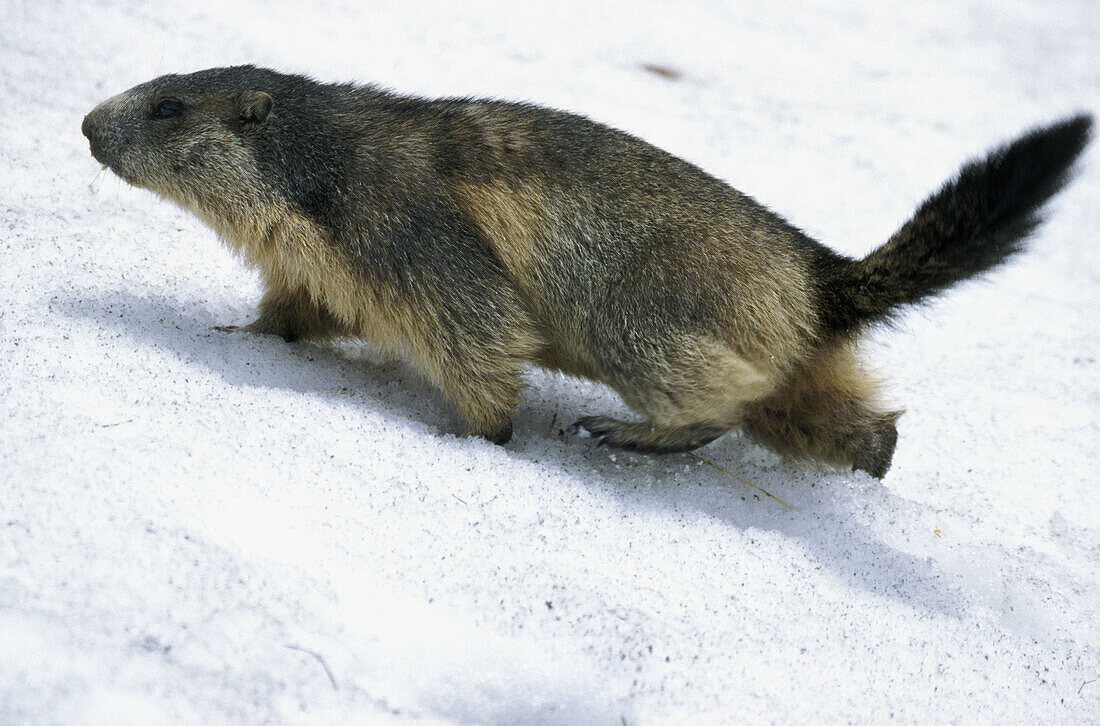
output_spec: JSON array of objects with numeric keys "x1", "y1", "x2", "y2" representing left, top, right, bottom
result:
[{"x1": 81, "y1": 67, "x2": 1091, "y2": 477}]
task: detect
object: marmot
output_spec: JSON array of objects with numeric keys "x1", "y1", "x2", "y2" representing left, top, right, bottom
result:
[{"x1": 81, "y1": 66, "x2": 1092, "y2": 477}]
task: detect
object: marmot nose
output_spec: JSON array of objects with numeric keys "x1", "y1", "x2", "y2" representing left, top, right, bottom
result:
[{"x1": 82, "y1": 111, "x2": 109, "y2": 164}]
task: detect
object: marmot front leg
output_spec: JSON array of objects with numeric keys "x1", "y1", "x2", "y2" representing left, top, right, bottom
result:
[
  {"x1": 410, "y1": 307, "x2": 540, "y2": 445},
  {"x1": 401, "y1": 260, "x2": 542, "y2": 446},
  {"x1": 216, "y1": 285, "x2": 340, "y2": 343},
  {"x1": 434, "y1": 360, "x2": 524, "y2": 445}
]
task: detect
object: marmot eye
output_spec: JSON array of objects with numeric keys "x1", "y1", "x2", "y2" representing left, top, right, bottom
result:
[{"x1": 152, "y1": 100, "x2": 185, "y2": 119}]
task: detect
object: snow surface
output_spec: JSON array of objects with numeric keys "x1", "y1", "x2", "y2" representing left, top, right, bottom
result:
[{"x1": 2, "y1": 0, "x2": 1098, "y2": 723}]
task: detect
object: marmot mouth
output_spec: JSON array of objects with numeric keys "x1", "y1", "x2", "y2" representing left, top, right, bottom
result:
[
  {"x1": 87, "y1": 142, "x2": 111, "y2": 168},
  {"x1": 85, "y1": 142, "x2": 127, "y2": 181},
  {"x1": 82, "y1": 112, "x2": 113, "y2": 168}
]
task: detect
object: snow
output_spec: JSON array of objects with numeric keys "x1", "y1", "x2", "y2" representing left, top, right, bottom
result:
[{"x1": 2, "y1": 0, "x2": 1098, "y2": 723}]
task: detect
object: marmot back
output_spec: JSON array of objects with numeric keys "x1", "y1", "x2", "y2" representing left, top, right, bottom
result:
[{"x1": 81, "y1": 65, "x2": 1092, "y2": 477}]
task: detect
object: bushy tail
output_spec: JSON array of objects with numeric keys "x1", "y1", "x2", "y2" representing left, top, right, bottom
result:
[{"x1": 818, "y1": 114, "x2": 1092, "y2": 334}]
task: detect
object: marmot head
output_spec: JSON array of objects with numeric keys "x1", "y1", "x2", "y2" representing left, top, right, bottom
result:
[{"x1": 81, "y1": 66, "x2": 280, "y2": 215}]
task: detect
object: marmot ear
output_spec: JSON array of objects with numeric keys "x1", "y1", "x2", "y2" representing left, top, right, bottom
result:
[{"x1": 236, "y1": 90, "x2": 273, "y2": 124}]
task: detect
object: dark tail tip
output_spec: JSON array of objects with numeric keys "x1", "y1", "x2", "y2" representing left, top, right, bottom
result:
[
  {"x1": 818, "y1": 113, "x2": 1093, "y2": 335},
  {"x1": 1033, "y1": 112, "x2": 1093, "y2": 161},
  {"x1": 936, "y1": 112, "x2": 1093, "y2": 263},
  {"x1": 1023, "y1": 112, "x2": 1093, "y2": 157},
  {"x1": 989, "y1": 112, "x2": 1093, "y2": 220}
]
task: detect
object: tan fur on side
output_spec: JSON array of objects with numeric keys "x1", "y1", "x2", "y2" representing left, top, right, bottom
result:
[{"x1": 450, "y1": 179, "x2": 545, "y2": 292}]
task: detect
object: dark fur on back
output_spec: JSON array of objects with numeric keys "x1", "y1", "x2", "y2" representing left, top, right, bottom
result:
[{"x1": 82, "y1": 66, "x2": 1093, "y2": 477}]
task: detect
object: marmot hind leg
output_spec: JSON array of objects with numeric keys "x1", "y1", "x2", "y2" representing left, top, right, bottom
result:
[
  {"x1": 569, "y1": 416, "x2": 727, "y2": 453},
  {"x1": 742, "y1": 343, "x2": 902, "y2": 478},
  {"x1": 570, "y1": 337, "x2": 779, "y2": 455}
]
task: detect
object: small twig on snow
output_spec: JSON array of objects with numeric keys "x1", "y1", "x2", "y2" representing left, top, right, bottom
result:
[
  {"x1": 687, "y1": 452, "x2": 792, "y2": 510},
  {"x1": 285, "y1": 643, "x2": 338, "y2": 690}
]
